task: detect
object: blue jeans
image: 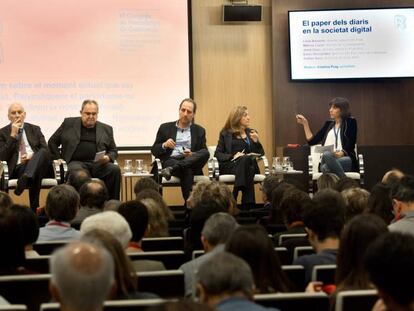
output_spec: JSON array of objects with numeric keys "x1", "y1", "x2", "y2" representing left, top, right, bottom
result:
[{"x1": 320, "y1": 151, "x2": 352, "y2": 178}]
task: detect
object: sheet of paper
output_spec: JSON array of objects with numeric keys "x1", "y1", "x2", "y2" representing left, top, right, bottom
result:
[{"x1": 314, "y1": 145, "x2": 334, "y2": 153}]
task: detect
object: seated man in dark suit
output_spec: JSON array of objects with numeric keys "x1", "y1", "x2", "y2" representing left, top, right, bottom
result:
[
  {"x1": 48, "y1": 99, "x2": 121, "y2": 200},
  {"x1": 151, "y1": 98, "x2": 209, "y2": 202},
  {"x1": 0, "y1": 103, "x2": 51, "y2": 211}
]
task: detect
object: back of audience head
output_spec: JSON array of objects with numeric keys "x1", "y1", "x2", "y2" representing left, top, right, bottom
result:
[
  {"x1": 147, "y1": 300, "x2": 213, "y2": 311},
  {"x1": 140, "y1": 197, "x2": 169, "y2": 237},
  {"x1": 189, "y1": 181, "x2": 236, "y2": 214},
  {"x1": 364, "y1": 232, "x2": 414, "y2": 310},
  {"x1": 341, "y1": 187, "x2": 370, "y2": 221},
  {"x1": 201, "y1": 213, "x2": 238, "y2": 251},
  {"x1": 279, "y1": 189, "x2": 312, "y2": 227},
  {"x1": 367, "y1": 182, "x2": 394, "y2": 225},
  {"x1": 335, "y1": 177, "x2": 360, "y2": 192},
  {"x1": 226, "y1": 224, "x2": 291, "y2": 293},
  {"x1": 197, "y1": 252, "x2": 254, "y2": 306},
  {"x1": 261, "y1": 175, "x2": 282, "y2": 204},
  {"x1": 9, "y1": 204, "x2": 39, "y2": 248},
  {"x1": 66, "y1": 169, "x2": 91, "y2": 193},
  {"x1": 136, "y1": 188, "x2": 173, "y2": 219},
  {"x1": 306, "y1": 189, "x2": 346, "y2": 243},
  {"x1": 46, "y1": 184, "x2": 79, "y2": 222},
  {"x1": 382, "y1": 168, "x2": 404, "y2": 186},
  {"x1": 118, "y1": 200, "x2": 149, "y2": 243},
  {"x1": 317, "y1": 173, "x2": 339, "y2": 192},
  {"x1": 80, "y1": 211, "x2": 132, "y2": 249},
  {"x1": 80, "y1": 229, "x2": 137, "y2": 299},
  {"x1": 134, "y1": 177, "x2": 159, "y2": 197},
  {"x1": 79, "y1": 180, "x2": 108, "y2": 210},
  {"x1": 103, "y1": 199, "x2": 121, "y2": 212},
  {"x1": 336, "y1": 214, "x2": 388, "y2": 292},
  {"x1": 50, "y1": 241, "x2": 114, "y2": 311},
  {"x1": 269, "y1": 182, "x2": 296, "y2": 223},
  {"x1": 187, "y1": 180, "x2": 211, "y2": 209},
  {"x1": 0, "y1": 208, "x2": 25, "y2": 274},
  {"x1": 0, "y1": 191, "x2": 13, "y2": 209},
  {"x1": 390, "y1": 175, "x2": 414, "y2": 203}
]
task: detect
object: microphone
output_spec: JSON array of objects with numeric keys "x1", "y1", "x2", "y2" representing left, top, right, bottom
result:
[{"x1": 181, "y1": 129, "x2": 184, "y2": 133}]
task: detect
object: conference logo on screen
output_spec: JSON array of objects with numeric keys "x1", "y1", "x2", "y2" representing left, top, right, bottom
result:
[{"x1": 394, "y1": 15, "x2": 407, "y2": 31}]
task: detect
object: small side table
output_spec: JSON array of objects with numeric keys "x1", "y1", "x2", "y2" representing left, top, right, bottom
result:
[{"x1": 121, "y1": 173, "x2": 154, "y2": 202}]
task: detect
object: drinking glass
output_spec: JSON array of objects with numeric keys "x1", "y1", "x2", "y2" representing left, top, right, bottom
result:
[
  {"x1": 273, "y1": 157, "x2": 283, "y2": 172},
  {"x1": 135, "y1": 159, "x2": 144, "y2": 174},
  {"x1": 282, "y1": 157, "x2": 290, "y2": 171},
  {"x1": 124, "y1": 159, "x2": 132, "y2": 174}
]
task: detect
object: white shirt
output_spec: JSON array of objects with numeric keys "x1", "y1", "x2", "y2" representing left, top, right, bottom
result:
[
  {"x1": 17, "y1": 126, "x2": 34, "y2": 165},
  {"x1": 324, "y1": 126, "x2": 342, "y2": 151}
]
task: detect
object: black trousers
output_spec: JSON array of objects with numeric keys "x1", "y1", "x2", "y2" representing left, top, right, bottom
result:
[
  {"x1": 68, "y1": 160, "x2": 121, "y2": 200},
  {"x1": 12, "y1": 148, "x2": 51, "y2": 211},
  {"x1": 219, "y1": 156, "x2": 259, "y2": 205},
  {"x1": 162, "y1": 150, "x2": 209, "y2": 201}
]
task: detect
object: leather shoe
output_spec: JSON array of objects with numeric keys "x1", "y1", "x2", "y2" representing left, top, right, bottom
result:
[
  {"x1": 160, "y1": 167, "x2": 173, "y2": 181},
  {"x1": 14, "y1": 174, "x2": 29, "y2": 196}
]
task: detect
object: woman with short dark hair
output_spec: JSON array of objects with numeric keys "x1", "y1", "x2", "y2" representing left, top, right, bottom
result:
[{"x1": 296, "y1": 97, "x2": 357, "y2": 178}]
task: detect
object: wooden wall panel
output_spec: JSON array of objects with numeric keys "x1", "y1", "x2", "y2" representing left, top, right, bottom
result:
[{"x1": 272, "y1": 0, "x2": 414, "y2": 149}]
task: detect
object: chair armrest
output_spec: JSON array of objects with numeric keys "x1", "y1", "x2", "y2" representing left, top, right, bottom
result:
[
  {"x1": 211, "y1": 157, "x2": 219, "y2": 180},
  {"x1": 53, "y1": 160, "x2": 68, "y2": 184},
  {"x1": 260, "y1": 156, "x2": 270, "y2": 176},
  {"x1": 0, "y1": 161, "x2": 9, "y2": 190},
  {"x1": 153, "y1": 158, "x2": 163, "y2": 175},
  {"x1": 207, "y1": 158, "x2": 215, "y2": 180}
]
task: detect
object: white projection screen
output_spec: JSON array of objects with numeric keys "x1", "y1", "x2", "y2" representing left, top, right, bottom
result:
[
  {"x1": 0, "y1": 0, "x2": 191, "y2": 147},
  {"x1": 289, "y1": 7, "x2": 414, "y2": 80}
]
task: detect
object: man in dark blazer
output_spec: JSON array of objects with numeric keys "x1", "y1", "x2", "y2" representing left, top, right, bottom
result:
[
  {"x1": 151, "y1": 98, "x2": 209, "y2": 202},
  {"x1": 0, "y1": 103, "x2": 51, "y2": 211},
  {"x1": 48, "y1": 100, "x2": 121, "y2": 200}
]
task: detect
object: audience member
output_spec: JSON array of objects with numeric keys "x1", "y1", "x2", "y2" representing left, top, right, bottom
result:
[
  {"x1": 335, "y1": 176, "x2": 360, "y2": 192},
  {"x1": 335, "y1": 214, "x2": 388, "y2": 294},
  {"x1": 186, "y1": 183, "x2": 233, "y2": 258},
  {"x1": 197, "y1": 252, "x2": 280, "y2": 311},
  {"x1": 38, "y1": 184, "x2": 80, "y2": 241},
  {"x1": 72, "y1": 180, "x2": 108, "y2": 225},
  {"x1": 180, "y1": 212, "x2": 238, "y2": 297},
  {"x1": 49, "y1": 241, "x2": 115, "y2": 311},
  {"x1": 367, "y1": 182, "x2": 394, "y2": 225},
  {"x1": 134, "y1": 177, "x2": 159, "y2": 197},
  {"x1": 117, "y1": 200, "x2": 165, "y2": 271},
  {"x1": 316, "y1": 173, "x2": 339, "y2": 192},
  {"x1": 80, "y1": 211, "x2": 132, "y2": 249},
  {"x1": 81, "y1": 229, "x2": 158, "y2": 299},
  {"x1": 260, "y1": 175, "x2": 283, "y2": 210},
  {"x1": 341, "y1": 187, "x2": 370, "y2": 221},
  {"x1": 389, "y1": 175, "x2": 414, "y2": 236},
  {"x1": 268, "y1": 182, "x2": 296, "y2": 225},
  {"x1": 186, "y1": 180, "x2": 211, "y2": 210},
  {"x1": 9, "y1": 204, "x2": 40, "y2": 258},
  {"x1": 103, "y1": 199, "x2": 121, "y2": 212},
  {"x1": 293, "y1": 189, "x2": 345, "y2": 282},
  {"x1": 136, "y1": 189, "x2": 173, "y2": 237},
  {"x1": 66, "y1": 168, "x2": 91, "y2": 192},
  {"x1": 0, "y1": 191, "x2": 12, "y2": 209},
  {"x1": 147, "y1": 300, "x2": 213, "y2": 311},
  {"x1": 382, "y1": 168, "x2": 404, "y2": 186},
  {"x1": 364, "y1": 232, "x2": 414, "y2": 311},
  {"x1": 0, "y1": 208, "x2": 27, "y2": 275},
  {"x1": 226, "y1": 224, "x2": 291, "y2": 293},
  {"x1": 275, "y1": 189, "x2": 312, "y2": 254}
]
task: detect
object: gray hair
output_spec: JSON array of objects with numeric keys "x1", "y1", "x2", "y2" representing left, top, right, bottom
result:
[
  {"x1": 201, "y1": 213, "x2": 238, "y2": 246},
  {"x1": 81, "y1": 99, "x2": 99, "y2": 111},
  {"x1": 197, "y1": 252, "x2": 254, "y2": 298},
  {"x1": 50, "y1": 242, "x2": 114, "y2": 311},
  {"x1": 80, "y1": 211, "x2": 132, "y2": 249}
]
